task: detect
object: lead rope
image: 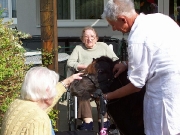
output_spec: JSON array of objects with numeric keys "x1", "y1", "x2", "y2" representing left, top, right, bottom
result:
[{"x1": 100, "y1": 128, "x2": 108, "y2": 135}]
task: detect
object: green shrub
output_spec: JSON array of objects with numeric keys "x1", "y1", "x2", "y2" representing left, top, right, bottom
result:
[
  {"x1": 0, "y1": 11, "x2": 30, "y2": 130},
  {"x1": 0, "y1": 10, "x2": 59, "y2": 131}
]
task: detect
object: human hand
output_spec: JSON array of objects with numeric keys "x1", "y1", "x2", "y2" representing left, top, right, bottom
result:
[{"x1": 113, "y1": 62, "x2": 127, "y2": 78}]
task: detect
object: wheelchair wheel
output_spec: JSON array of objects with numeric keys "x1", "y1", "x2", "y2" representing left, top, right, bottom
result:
[{"x1": 67, "y1": 91, "x2": 76, "y2": 131}]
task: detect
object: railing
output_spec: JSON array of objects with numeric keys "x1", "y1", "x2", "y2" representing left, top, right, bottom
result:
[
  {"x1": 21, "y1": 36, "x2": 117, "y2": 54},
  {"x1": 21, "y1": 35, "x2": 128, "y2": 77}
]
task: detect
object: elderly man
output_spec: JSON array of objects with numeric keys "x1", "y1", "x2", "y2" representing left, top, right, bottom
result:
[{"x1": 101, "y1": 0, "x2": 180, "y2": 135}]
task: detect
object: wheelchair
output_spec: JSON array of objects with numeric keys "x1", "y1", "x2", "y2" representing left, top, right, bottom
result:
[
  {"x1": 65, "y1": 88, "x2": 121, "y2": 135},
  {"x1": 60, "y1": 37, "x2": 128, "y2": 134},
  {"x1": 67, "y1": 91, "x2": 78, "y2": 131}
]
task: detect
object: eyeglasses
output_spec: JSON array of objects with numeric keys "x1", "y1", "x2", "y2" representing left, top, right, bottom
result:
[{"x1": 83, "y1": 35, "x2": 96, "y2": 40}]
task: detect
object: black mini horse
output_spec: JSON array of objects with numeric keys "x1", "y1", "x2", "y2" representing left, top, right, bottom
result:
[{"x1": 70, "y1": 56, "x2": 145, "y2": 135}]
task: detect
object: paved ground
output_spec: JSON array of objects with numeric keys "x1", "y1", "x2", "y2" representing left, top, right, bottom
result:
[{"x1": 57, "y1": 100, "x2": 99, "y2": 132}]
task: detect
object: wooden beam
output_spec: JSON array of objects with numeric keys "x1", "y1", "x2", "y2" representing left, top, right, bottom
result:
[
  {"x1": 40, "y1": 0, "x2": 58, "y2": 73},
  {"x1": 53, "y1": 0, "x2": 58, "y2": 73},
  {"x1": 40, "y1": 0, "x2": 59, "y2": 130}
]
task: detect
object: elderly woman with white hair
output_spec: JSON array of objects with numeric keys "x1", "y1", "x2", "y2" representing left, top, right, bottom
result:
[{"x1": 1, "y1": 66, "x2": 82, "y2": 135}]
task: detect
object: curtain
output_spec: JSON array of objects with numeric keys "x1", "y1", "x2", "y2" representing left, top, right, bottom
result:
[
  {"x1": 57, "y1": 0, "x2": 70, "y2": 19},
  {"x1": 75, "y1": 0, "x2": 103, "y2": 19}
]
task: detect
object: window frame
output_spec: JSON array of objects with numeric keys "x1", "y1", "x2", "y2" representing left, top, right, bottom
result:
[
  {"x1": 36, "y1": 0, "x2": 108, "y2": 27},
  {"x1": 1, "y1": 0, "x2": 17, "y2": 24}
]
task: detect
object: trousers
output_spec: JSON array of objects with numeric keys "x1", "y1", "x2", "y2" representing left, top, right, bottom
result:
[{"x1": 78, "y1": 97, "x2": 108, "y2": 120}]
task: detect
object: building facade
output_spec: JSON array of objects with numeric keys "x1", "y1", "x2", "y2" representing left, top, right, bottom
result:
[{"x1": 1, "y1": 0, "x2": 179, "y2": 40}]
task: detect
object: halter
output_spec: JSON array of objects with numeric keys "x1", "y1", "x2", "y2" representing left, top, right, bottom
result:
[{"x1": 82, "y1": 74, "x2": 99, "y2": 89}]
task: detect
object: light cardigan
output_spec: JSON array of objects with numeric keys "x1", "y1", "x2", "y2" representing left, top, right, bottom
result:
[
  {"x1": 1, "y1": 82, "x2": 66, "y2": 135},
  {"x1": 67, "y1": 42, "x2": 119, "y2": 71}
]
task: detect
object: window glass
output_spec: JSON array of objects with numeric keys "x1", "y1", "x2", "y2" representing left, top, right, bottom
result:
[
  {"x1": 12, "y1": 0, "x2": 16, "y2": 18},
  {"x1": 75, "y1": 0, "x2": 103, "y2": 19},
  {"x1": 169, "y1": 0, "x2": 180, "y2": 26},
  {"x1": 57, "y1": 0, "x2": 104, "y2": 20},
  {"x1": 0, "y1": 0, "x2": 16, "y2": 18},
  {"x1": 56, "y1": 0, "x2": 109, "y2": 26},
  {"x1": 0, "y1": 0, "x2": 8, "y2": 18},
  {"x1": 134, "y1": 0, "x2": 158, "y2": 14},
  {"x1": 57, "y1": 0, "x2": 70, "y2": 19}
]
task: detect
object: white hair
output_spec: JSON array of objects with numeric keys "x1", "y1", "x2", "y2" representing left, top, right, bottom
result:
[
  {"x1": 101, "y1": 0, "x2": 136, "y2": 21},
  {"x1": 21, "y1": 66, "x2": 59, "y2": 101}
]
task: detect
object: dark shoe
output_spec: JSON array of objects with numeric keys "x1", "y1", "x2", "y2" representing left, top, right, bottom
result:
[
  {"x1": 98, "y1": 120, "x2": 110, "y2": 131},
  {"x1": 104, "y1": 121, "x2": 110, "y2": 128},
  {"x1": 77, "y1": 121, "x2": 93, "y2": 131}
]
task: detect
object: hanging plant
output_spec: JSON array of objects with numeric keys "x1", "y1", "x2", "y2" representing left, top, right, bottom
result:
[{"x1": 41, "y1": 49, "x2": 55, "y2": 67}]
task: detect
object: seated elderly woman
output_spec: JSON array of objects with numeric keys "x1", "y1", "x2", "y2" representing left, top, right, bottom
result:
[
  {"x1": 67, "y1": 26, "x2": 119, "y2": 131},
  {"x1": 1, "y1": 66, "x2": 82, "y2": 135}
]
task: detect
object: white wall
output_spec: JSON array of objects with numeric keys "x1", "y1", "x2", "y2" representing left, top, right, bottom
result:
[
  {"x1": 16, "y1": 0, "x2": 128, "y2": 40},
  {"x1": 17, "y1": 0, "x2": 40, "y2": 35}
]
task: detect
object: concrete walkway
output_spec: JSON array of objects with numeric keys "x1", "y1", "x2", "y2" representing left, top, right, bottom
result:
[
  {"x1": 57, "y1": 62, "x2": 100, "y2": 131},
  {"x1": 57, "y1": 100, "x2": 99, "y2": 132}
]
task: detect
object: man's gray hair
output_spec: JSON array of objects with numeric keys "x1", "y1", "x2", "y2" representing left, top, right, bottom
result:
[
  {"x1": 21, "y1": 66, "x2": 59, "y2": 101},
  {"x1": 101, "y1": 0, "x2": 135, "y2": 21}
]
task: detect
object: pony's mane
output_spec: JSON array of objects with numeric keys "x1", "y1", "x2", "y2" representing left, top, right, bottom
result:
[
  {"x1": 83, "y1": 60, "x2": 97, "y2": 74},
  {"x1": 83, "y1": 56, "x2": 115, "y2": 74},
  {"x1": 95, "y1": 56, "x2": 114, "y2": 64}
]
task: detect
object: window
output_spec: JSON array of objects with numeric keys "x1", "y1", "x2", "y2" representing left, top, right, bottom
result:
[
  {"x1": 56, "y1": 0, "x2": 108, "y2": 27},
  {"x1": 169, "y1": 0, "x2": 180, "y2": 26},
  {"x1": 134, "y1": 0, "x2": 158, "y2": 14},
  {"x1": 133, "y1": 0, "x2": 180, "y2": 26},
  {"x1": 0, "y1": 0, "x2": 17, "y2": 24}
]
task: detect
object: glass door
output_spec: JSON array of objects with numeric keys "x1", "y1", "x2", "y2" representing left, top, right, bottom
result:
[
  {"x1": 167, "y1": 0, "x2": 180, "y2": 26},
  {"x1": 133, "y1": 0, "x2": 180, "y2": 26},
  {"x1": 134, "y1": 0, "x2": 158, "y2": 14}
]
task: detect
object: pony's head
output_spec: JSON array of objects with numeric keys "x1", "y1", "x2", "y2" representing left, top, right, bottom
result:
[
  {"x1": 70, "y1": 73, "x2": 99, "y2": 100},
  {"x1": 69, "y1": 56, "x2": 118, "y2": 99},
  {"x1": 93, "y1": 56, "x2": 118, "y2": 93}
]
